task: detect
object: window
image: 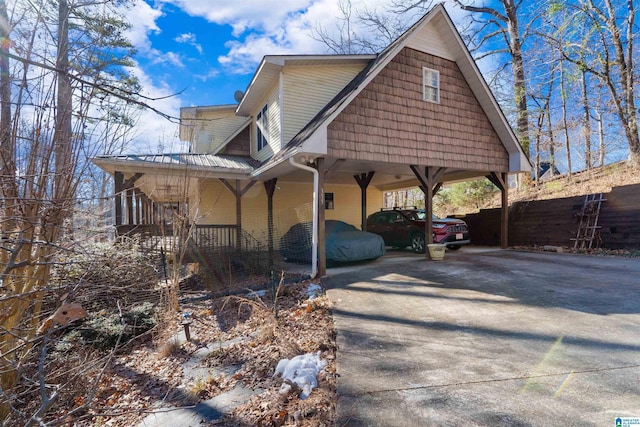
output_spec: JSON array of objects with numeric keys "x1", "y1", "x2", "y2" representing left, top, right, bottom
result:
[
  {"x1": 423, "y1": 67, "x2": 440, "y2": 103},
  {"x1": 324, "y1": 192, "x2": 334, "y2": 210},
  {"x1": 256, "y1": 104, "x2": 269, "y2": 151}
]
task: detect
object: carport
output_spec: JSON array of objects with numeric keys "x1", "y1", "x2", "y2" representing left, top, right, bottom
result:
[{"x1": 252, "y1": 5, "x2": 531, "y2": 276}]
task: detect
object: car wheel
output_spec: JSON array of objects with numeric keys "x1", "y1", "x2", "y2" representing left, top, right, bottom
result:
[
  {"x1": 410, "y1": 233, "x2": 425, "y2": 253},
  {"x1": 446, "y1": 245, "x2": 462, "y2": 250}
]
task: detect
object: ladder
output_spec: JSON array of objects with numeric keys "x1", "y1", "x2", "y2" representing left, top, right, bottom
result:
[{"x1": 571, "y1": 193, "x2": 606, "y2": 250}]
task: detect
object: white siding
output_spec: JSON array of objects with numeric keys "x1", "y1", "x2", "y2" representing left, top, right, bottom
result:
[
  {"x1": 252, "y1": 85, "x2": 281, "y2": 162},
  {"x1": 281, "y1": 64, "x2": 365, "y2": 145},
  {"x1": 406, "y1": 20, "x2": 454, "y2": 61},
  {"x1": 180, "y1": 108, "x2": 197, "y2": 144},
  {"x1": 195, "y1": 110, "x2": 248, "y2": 154}
]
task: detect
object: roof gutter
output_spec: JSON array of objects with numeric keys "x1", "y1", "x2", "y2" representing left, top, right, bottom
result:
[{"x1": 288, "y1": 157, "x2": 318, "y2": 279}]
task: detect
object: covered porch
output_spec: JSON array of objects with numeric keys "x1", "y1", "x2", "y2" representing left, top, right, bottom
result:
[{"x1": 93, "y1": 151, "x2": 517, "y2": 282}]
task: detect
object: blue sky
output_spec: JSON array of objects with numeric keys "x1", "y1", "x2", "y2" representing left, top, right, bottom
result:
[
  {"x1": 122, "y1": 0, "x2": 465, "y2": 152},
  {"x1": 142, "y1": 3, "x2": 244, "y2": 106}
]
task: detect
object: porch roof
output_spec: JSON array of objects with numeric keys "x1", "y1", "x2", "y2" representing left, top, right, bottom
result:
[{"x1": 92, "y1": 153, "x2": 256, "y2": 178}]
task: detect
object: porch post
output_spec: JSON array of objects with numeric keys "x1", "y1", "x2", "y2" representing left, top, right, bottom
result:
[
  {"x1": 264, "y1": 178, "x2": 278, "y2": 269},
  {"x1": 134, "y1": 189, "x2": 142, "y2": 225},
  {"x1": 315, "y1": 158, "x2": 326, "y2": 277},
  {"x1": 354, "y1": 171, "x2": 375, "y2": 231},
  {"x1": 114, "y1": 171, "x2": 124, "y2": 229},
  {"x1": 141, "y1": 193, "x2": 151, "y2": 224},
  {"x1": 235, "y1": 180, "x2": 242, "y2": 250},
  {"x1": 487, "y1": 172, "x2": 509, "y2": 249},
  {"x1": 220, "y1": 179, "x2": 257, "y2": 251}
]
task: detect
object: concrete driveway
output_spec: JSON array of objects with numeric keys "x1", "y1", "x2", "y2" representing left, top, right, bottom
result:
[{"x1": 324, "y1": 248, "x2": 640, "y2": 426}]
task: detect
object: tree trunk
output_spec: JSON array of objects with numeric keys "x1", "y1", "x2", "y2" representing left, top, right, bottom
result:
[
  {"x1": 588, "y1": 0, "x2": 639, "y2": 164},
  {"x1": 455, "y1": 0, "x2": 531, "y2": 155},
  {"x1": 560, "y1": 61, "x2": 572, "y2": 179},
  {"x1": 53, "y1": 0, "x2": 73, "y2": 210},
  {"x1": 594, "y1": 109, "x2": 605, "y2": 166},
  {"x1": 508, "y1": 23, "x2": 530, "y2": 154},
  {"x1": 0, "y1": 0, "x2": 14, "y2": 206},
  {"x1": 581, "y1": 68, "x2": 592, "y2": 169}
]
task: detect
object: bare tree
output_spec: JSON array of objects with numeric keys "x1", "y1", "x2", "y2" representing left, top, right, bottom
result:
[
  {"x1": 550, "y1": 0, "x2": 639, "y2": 164},
  {"x1": 580, "y1": 64, "x2": 593, "y2": 169},
  {"x1": 449, "y1": 0, "x2": 533, "y2": 155},
  {"x1": 0, "y1": 0, "x2": 142, "y2": 417},
  {"x1": 559, "y1": 60, "x2": 574, "y2": 178},
  {"x1": 310, "y1": 0, "x2": 420, "y2": 54},
  {"x1": 530, "y1": 66, "x2": 556, "y2": 182}
]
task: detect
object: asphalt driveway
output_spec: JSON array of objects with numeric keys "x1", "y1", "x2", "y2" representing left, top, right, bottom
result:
[{"x1": 324, "y1": 248, "x2": 640, "y2": 426}]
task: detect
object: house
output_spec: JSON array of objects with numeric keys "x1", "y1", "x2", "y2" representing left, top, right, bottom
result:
[
  {"x1": 93, "y1": 4, "x2": 531, "y2": 278},
  {"x1": 537, "y1": 161, "x2": 561, "y2": 180}
]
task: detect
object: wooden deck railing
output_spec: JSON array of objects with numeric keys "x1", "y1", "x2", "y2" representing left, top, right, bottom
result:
[{"x1": 116, "y1": 224, "x2": 269, "y2": 283}]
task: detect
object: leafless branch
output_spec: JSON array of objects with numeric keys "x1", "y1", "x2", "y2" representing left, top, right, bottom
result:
[{"x1": 3, "y1": 50, "x2": 184, "y2": 123}]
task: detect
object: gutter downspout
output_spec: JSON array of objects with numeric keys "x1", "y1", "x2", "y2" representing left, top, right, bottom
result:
[{"x1": 289, "y1": 157, "x2": 318, "y2": 278}]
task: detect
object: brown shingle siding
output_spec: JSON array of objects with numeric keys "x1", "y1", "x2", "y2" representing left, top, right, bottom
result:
[
  {"x1": 221, "y1": 126, "x2": 251, "y2": 156},
  {"x1": 328, "y1": 48, "x2": 509, "y2": 171}
]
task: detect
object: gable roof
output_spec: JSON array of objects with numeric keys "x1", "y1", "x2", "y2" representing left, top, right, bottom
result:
[
  {"x1": 236, "y1": 54, "x2": 376, "y2": 117},
  {"x1": 260, "y1": 3, "x2": 530, "y2": 174},
  {"x1": 94, "y1": 4, "x2": 530, "y2": 184}
]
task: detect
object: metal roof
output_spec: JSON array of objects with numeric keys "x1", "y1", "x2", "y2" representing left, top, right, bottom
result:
[{"x1": 92, "y1": 153, "x2": 257, "y2": 175}]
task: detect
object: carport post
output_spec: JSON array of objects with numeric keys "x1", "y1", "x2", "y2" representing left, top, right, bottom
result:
[
  {"x1": 487, "y1": 172, "x2": 509, "y2": 249},
  {"x1": 354, "y1": 171, "x2": 375, "y2": 231},
  {"x1": 410, "y1": 166, "x2": 446, "y2": 260},
  {"x1": 315, "y1": 158, "x2": 326, "y2": 277}
]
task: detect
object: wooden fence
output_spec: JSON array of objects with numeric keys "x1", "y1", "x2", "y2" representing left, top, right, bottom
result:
[{"x1": 461, "y1": 183, "x2": 640, "y2": 249}]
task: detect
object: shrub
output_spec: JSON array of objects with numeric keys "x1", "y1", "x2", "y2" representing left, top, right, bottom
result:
[{"x1": 63, "y1": 302, "x2": 157, "y2": 350}]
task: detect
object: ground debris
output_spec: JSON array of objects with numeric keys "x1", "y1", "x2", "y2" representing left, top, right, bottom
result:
[{"x1": 86, "y1": 279, "x2": 336, "y2": 427}]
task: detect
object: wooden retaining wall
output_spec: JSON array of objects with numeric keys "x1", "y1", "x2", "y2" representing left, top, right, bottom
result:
[{"x1": 462, "y1": 183, "x2": 640, "y2": 249}]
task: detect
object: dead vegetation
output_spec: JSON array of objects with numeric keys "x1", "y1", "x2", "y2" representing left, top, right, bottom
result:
[
  {"x1": 1, "y1": 261, "x2": 336, "y2": 427},
  {"x1": 508, "y1": 160, "x2": 640, "y2": 203},
  {"x1": 87, "y1": 277, "x2": 337, "y2": 427}
]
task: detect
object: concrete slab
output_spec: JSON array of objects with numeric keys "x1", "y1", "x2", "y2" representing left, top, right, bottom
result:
[
  {"x1": 325, "y1": 248, "x2": 640, "y2": 426},
  {"x1": 139, "y1": 336, "x2": 258, "y2": 427},
  {"x1": 138, "y1": 384, "x2": 258, "y2": 427}
]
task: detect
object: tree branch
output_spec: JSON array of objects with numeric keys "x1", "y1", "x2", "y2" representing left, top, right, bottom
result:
[{"x1": 3, "y1": 50, "x2": 184, "y2": 123}]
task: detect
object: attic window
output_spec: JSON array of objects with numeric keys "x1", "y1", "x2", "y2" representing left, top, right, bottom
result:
[
  {"x1": 423, "y1": 67, "x2": 440, "y2": 103},
  {"x1": 256, "y1": 104, "x2": 269, "y2": 151}
]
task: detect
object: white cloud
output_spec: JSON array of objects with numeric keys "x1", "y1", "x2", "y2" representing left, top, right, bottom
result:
[
  {"x1": 193, "y1": 68, "x2": 220, "y2": 81},
  {"x1": 213, "y1": 0, "x2": 404, "y2": 71},
  {"x1": 120, "y1": 1, "x2": 163, "y2": 54},
  {"x1": 175, "y1": 32, "x2": 203, "y2": 54},
  {"x1": 151, "y1": 50, "x2": 185, "y2": 68},
  {"x1": 160, "y1": 0, "x2": 311, "y2": 35},
  {"x1": 175, "y1": 33, "x2": 195, "y2": 43},
  {"x1": 169, "y1": 0, "x2": 477, "y2": 72}
]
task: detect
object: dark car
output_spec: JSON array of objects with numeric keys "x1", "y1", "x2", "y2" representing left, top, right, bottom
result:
[
  {"x1": 280, "y1": 220, "x2": 386, "y2": 264},
  {"x1": 366, "y1": 208, "x2": 470, "y2": 253}
]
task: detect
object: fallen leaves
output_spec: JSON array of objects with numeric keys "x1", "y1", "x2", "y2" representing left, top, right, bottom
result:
[{"x1": 80, "y1": 279, "x2": 337, "y2": 427}]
